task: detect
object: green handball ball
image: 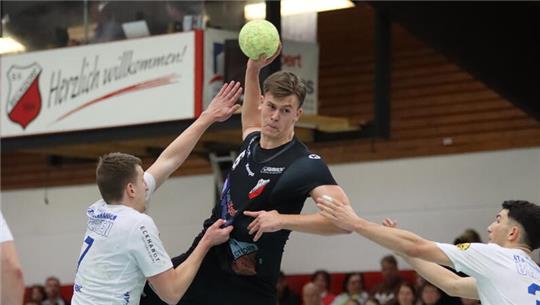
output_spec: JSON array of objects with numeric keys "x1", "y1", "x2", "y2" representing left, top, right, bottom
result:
[{"x1": 239, "y1": 20, "x2": 280, "y2": 60}]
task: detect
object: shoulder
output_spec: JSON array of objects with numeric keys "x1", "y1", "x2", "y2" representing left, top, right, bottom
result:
[
  {"x1": 243, "y1": 131, "x2": 260, "y2": 145},
  {"x1": 289, "y1": 152, "x2": 329, "y2": 171}
]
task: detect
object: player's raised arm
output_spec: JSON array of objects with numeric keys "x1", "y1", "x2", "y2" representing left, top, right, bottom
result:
[
  {"x1": 242, "y1": 46, "x2": 282, "y2": 139},
  {"x1": 147, "y1": 82, "x2": 242, "y2": 188}
]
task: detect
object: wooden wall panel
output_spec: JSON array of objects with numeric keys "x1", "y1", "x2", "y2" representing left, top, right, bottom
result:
[{"x1": 2, "y1": 4, "x2": 539, "y2": 190}]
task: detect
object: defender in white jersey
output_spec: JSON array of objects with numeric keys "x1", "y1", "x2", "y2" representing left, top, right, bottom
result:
[
  {"x1": 1, "y1": 211, "x2": 25, "y2": 305},
  {"x1": 317, "y1": 199, "x2": 540, "y2": 305},
  {"x1": 72, "y1": 81, "x2": 243, "y2": 305}
]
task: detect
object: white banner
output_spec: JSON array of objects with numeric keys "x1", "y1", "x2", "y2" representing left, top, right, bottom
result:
[
  {"x1": 1, "y1": 32, "x2": 198, "y2": 138},
  {"x1": 282, "y1": 40, "x2": 318, "y2": 114},
  {"x1": 203, "y1": 29, "x2": 318, "y2": 114},
  {"x1": 203, "y1": 29, "x2": 239, "y2": 112}
]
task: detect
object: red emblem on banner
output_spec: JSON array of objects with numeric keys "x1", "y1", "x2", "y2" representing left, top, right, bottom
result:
[{"x1": 6, "y1": 63, "x2": 42, "y2": 129}]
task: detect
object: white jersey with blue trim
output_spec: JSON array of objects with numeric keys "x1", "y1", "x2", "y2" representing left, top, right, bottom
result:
[
  {"x1": 72, "y1": 172, "x2": 172, "y2": 305},
  {"x1": 437, "y1": 242, "x2": 540, "y2": 305},
  {"x1": 0, "y1": 211, "x2": 14, "y2": 243}
]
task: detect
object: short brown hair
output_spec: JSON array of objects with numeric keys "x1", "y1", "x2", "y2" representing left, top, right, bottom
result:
[
  {"x1": 96, "y1": 152, "x2": 141, "y2": 203},
  {"x1": 263, "y1": 71, "x2": 307, "y2": 107}
]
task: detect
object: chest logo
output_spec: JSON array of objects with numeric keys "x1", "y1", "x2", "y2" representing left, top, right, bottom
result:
[
  {"x1": 261, "y1": 166, "x2": 285, "y2": 174},
  {"x1": 248, "y1": 178, "x2": 270, "y2": 200}
]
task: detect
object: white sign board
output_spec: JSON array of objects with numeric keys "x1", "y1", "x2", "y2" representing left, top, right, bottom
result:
[
  {"x1": 1, "y1": 32, "x2": 199, "y2": 138},
  {"x1": 203, "y1": 29, "x2": 319, "y2": 114}
]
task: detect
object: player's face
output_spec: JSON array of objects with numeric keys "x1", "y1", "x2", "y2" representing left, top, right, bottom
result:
[
  {"x1": 131, "y1": 165, "x2": 148, "y2": 212},
  {"x1": 259, "y1": 93, "x2": 302, "y2": 140},
  {"x1": 487, "y1": 209, "x2": 512, "y2": 246}
]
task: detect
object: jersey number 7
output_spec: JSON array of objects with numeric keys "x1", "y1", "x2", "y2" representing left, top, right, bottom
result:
[{"x1": 77, "y1": 236, "x2": 95, "y2": 270}]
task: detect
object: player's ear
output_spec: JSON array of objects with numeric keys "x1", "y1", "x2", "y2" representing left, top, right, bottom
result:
[
  {"x1": 126, "y1": 182, "x2": 135, "y2": 198},
  {"x1": 508, "y1": 225, "x2": 520, "y2": 242}
]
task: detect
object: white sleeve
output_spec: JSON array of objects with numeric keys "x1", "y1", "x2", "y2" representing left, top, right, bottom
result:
[
  {"x1": 0, "y1": 211, "x2": 14, "y2": 243},
  {"x1": 130, "y1": 216, "x2": 173, "y2": 277},
  {"x1": 144, "y1": 172, "x2": 157, "y2": 202},
  {"x1": 436, "y1": 242, "x2": 498, "y2": 279}
]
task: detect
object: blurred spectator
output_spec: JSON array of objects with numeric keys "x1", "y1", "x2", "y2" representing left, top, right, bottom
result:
[
  {"x1": 91, "y1": 1, "x2": 124, "y2": 43},
  {"x1": 344, "y1": 299, "x2": 361, "y2": 305},
  {"x1": 29, "y1": 284, "x2": 47, "y2": 304},
  {"x1": 331, "y1": 272, "x2": 368, "y2": 305},
  {"x1": 418, "y1": 282, "x2": 448, "y2": 305},
  {"x1": 371, "y1": 255, "x2": 403, "y2": 305},
  {"x1": 43, "y1": 276, "x2": 70, "y2": 305},
  {"x1": 303, "y1": 282, "x2": 322, "y2": 305},
  {"x1": 453, "y1": 229, "x2": 482, "y2": 245},
  {"x1": 387, "y1": 282, "x2": 417, "y2": 305},
  {"x1": 1, "y1": 211, "x2": 24, "y2": 305},
  {"x1": 277, "y1": 271, "x2": 301, "y2": 305},
  {"x1": 312, "y1": 270, "x2": 336, "y2": 305},
  {"x1": 25, "y1": 302, "x2": 40, "y2": 305},
  {"x1": 364, "y1": 298, "x2": 381, "y2": 305}
]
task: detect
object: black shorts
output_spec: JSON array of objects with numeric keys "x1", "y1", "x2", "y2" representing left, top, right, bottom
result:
[{"x1": 140, "y1": 247, "x2": 277, "y2": 305}]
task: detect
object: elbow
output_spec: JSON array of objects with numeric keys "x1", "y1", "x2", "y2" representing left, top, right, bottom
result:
[
  {"x1": 402, "y1": 240, "x2": 426, "y2": 258},
  {"x1": 403, "y1": 244, "x2": 420, "y2": 258},
  {"x1": 160, "y1": 291, "x2": 181, "y2": 305},
  {"x1": 442, "y1": 281, "x2": 460, "y2": 297}
]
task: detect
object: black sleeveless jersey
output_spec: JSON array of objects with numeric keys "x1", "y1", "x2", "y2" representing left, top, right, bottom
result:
[{"x1": 141, "y1": 132, "x2": 337, "y2": 305}]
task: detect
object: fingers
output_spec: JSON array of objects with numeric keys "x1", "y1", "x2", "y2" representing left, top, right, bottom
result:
[
  {"x1": 253, "y1": 228, "x2": 264, "y2": 242},
  {"x1": 319, "y1": 210, "x2": 338, "y2": 222},
  {"x1": 243, "y1": 211, "x2": 261, "y2": 218},
  {"x1": 212, "y1": 218, "x2": 225, "y2": 228},
  {"x1": 247, "y1": 217, "x2": 258, "y2": 232},
  {"x1": 224, "y1": 81, "x2": 242, "y2": 100}
]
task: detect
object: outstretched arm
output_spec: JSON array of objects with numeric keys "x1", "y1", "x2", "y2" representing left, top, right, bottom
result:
[
  {"x1": 404, "y1": 256, "x2": 479, "y2": 299},
  {"x1": 244, "y1": 185, "x2": 350, "y2": 241},
  {"x1": 147, "y1": 82, "x2": 242, "y2": 188},
  {"x1": 316, "y1": 196, "x2": 452, "y2": 267},
  {"x1": 148, "y1": 219, "x2": 233, "y2": 304},
  {"x1": 380, "y1": 219, "x2": 479, "y2": 299},
  {"x1": 242, "y1": 45, "x2": 282, "y2": 139}
]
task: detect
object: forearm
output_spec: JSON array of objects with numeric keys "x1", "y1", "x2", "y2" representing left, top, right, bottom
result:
[
  {"x1": 1, "y1": 244, "x2": 24, "y2": 305},
  {"x1": 242, "y1": 64, "x2": 262, "y2": 129},
  {"x1": 281, "y1": 213, "x2": 348, "y2": 235},
  {"x1": 170, "y1": 241, "x2": 211, "y2": 301},
  {"x1": 354, "y1": 219, "x2": 427, "y2": 257},
  {"x1": 148, "y1": 114, "x2": 214, "y2": 187},
  {"x1": 403, "y1": 256, "x2": 478, "y2": 299}
]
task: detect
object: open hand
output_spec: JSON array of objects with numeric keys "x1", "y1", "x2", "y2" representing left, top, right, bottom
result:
[
  {"x1": 316, "y1": 195, "x2": 360, "y2": 232},
  {"x1": 244, "y1": 210, "x2": 283, "y2": 242},
  {"x1": 204, "y1": 81, "x2": 243, "y2": 122}
]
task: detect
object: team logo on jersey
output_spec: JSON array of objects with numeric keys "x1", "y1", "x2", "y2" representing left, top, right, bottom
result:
[
  {"x1": 232, "y1": 150, "x2": 246, "y2": 170},
  {"x1": 261, "y1": 166, "x2": 285, "y2": 174},
  {"x1": 248, "y1": 178, "x2": 270, "y2": 199},
  {"x1": 456, "y1": 243, "x2": 470, "y2": 251},
  {"x1": 227, "y1": 201, "x2": 238, "y2": 217},
  {"x1": 308, "y1": 154, "x2": 321, "y2": 159},
  {"x1": 245, "y1": 163, "x2": 255, "y2": 176},
  {"x1": 6, "y1": 63, "x2": 43, "y2": 129}
]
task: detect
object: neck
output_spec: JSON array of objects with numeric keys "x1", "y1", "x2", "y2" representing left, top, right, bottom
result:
[
  {"x1": 260, "y1": 131, "x2": 294, "y2": 149},
  {"x1": 502, "y1": 241, "x2": 532, "y2": 255}
]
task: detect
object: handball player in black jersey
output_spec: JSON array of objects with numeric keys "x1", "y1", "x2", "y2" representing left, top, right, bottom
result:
[{"x1": 141, "y1": 47, "x2": 351, "y2": 305}]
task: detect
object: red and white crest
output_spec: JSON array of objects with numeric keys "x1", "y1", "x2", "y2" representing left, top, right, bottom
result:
[{"x1": 6, "y1": 63, "x2": 42, "y2": 129}]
